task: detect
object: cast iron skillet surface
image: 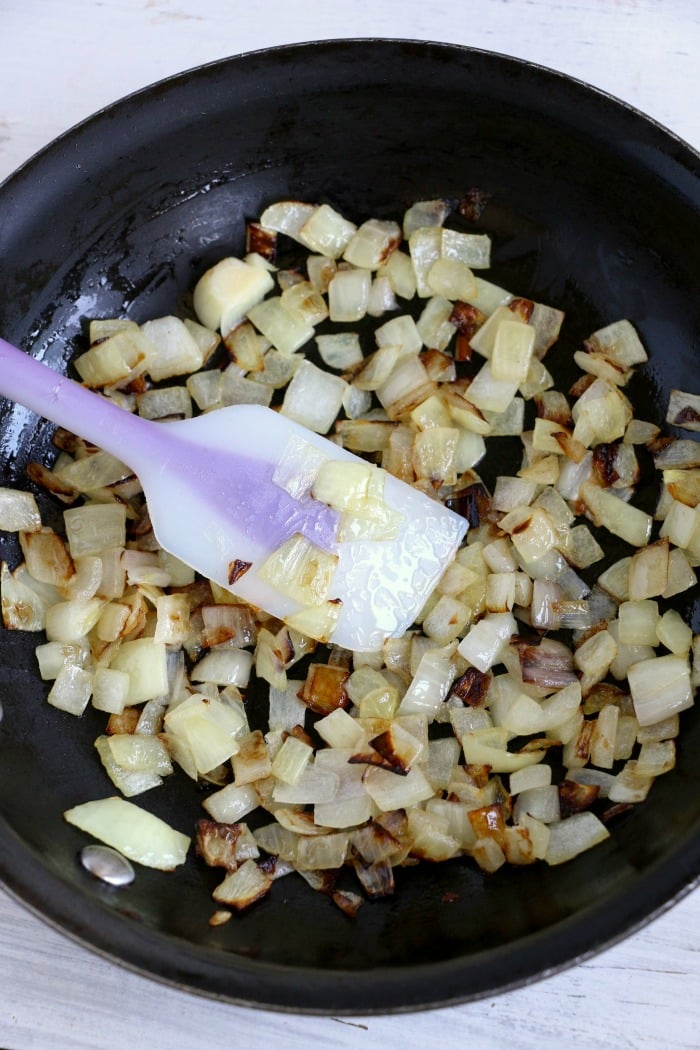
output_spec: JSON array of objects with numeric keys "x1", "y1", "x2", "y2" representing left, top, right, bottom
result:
[{"x1": 0, "y1": 40, "x2": 698, "y2": 1014}]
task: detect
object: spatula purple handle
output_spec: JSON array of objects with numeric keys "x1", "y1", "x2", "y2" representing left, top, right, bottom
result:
[{"x1": 0, "y1": 336, "x2": 159, "y2": 464}]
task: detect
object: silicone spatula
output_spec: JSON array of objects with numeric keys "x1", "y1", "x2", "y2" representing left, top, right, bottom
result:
[{"x1": 0, "y1": 337, "x2": 467, "y2": 650}]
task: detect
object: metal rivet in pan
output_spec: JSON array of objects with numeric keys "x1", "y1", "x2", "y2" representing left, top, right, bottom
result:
[{"x1": 80, "y1": 844, "x2": 135, "y2": 887}]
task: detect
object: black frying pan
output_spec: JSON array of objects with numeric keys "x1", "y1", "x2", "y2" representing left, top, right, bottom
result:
[{"x1": 0, "y1": 40, "x2": 698, "y2": 1014}]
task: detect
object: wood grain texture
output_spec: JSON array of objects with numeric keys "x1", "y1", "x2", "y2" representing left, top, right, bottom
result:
[
  {"x1": 0, "y1": 2, "x2": 698, "y2": 1047},
  {"x1": 1, "y1": 887, "x2": 699, "y2": 1049}
]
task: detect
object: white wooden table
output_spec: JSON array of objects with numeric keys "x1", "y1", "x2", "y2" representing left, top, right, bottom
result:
[{"x1": 1, "y1": 2, "x2": 699, "y2": 1048}]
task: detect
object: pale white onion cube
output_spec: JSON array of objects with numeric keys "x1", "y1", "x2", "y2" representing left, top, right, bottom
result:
[
  {"x1": 280, "y1": 360, "x2": 347, "y2": 433},
  {"x1": 457, "y1": 612, "x2": 517, "y2": 672},
  {"x1": 464, "y1": 361, "x2": 519, "y2": 414},
  {"x1": 140, "y1": 316, "x2": 204, "y2": 382},
  {"x1": 315, "y1": 707, "x2": 365, "y2": 750},
  {"x1": 258, "y1": 534, "x2": 337, "y2": 607},
  {"x1": 153, "y1": 594, "x2": 191, "y2": 646},
  {"x1": 581, "y1": 482, "x2": 652, "y2": 548},
  {"x1": 455, "y1": 429, "x2": 487, "y2": 471},
  {"x1": 636, "y1": 740, "x2": 676, "y2": 777},
  {"x1": 247, "y1": 296, "x2": 314, "y2": 354},
  {"x1": 230, "y1": 734, "x2": 272, "y2": 785},
  {"x1": 259, "y1": 201, "x2": 316, "y2": 240},
  {"x1": 271, "y1": 735, "x2": 313, "y2": 785},
  {"x1": 598, "y1": 556, "x2": 632, "y2": 603},
  {"x1": 397, "y1": 650, "x2": 455, "y2": 720},
  {"x1": 660, "y1": 500, "x2": 700, "y2": 549},
  {"x1": 427, "y1": 258, "x2": 476, "y2": 301},
  {"x1": 637, "y1": 713, "x2": 680, "y2": 743},
  {"x1": 45, "y1": 597, "x2": 104, "y2": 644},
  {"x1": 667, "y1": 550, "x2": 696, "y2": 600},
  {"x1": 516, "y1": 812, "x2": 550, "y2": 859},
  {"x1": 73, "y1": 328, "x2": 150, "y2": 387},
  {"x1": 193, "y1": 258, "x2": 274, "y2": 335},
  {"x1": 284, "y1": 601, "x2": 342, "y2": 643},
  {"x1": 375, "y1": 313, "x2": 422, "y2": 354},
  {"x1": 342, "y1": 384, "x2": 372, "y2": 420},
  {"x1": 403, "y1": 199, "x2": 450, "y2": 238},
  {"x1": 354, "y1": 346, "x2": 403, "y2": 391},
  {"x1": 491, "y1": 320, "x2": 535, "y2": 383},
  {"x1": 485, "y1": 572, "x2": 516, "y2": 613},
  {"x1": 307, "y1": 255, "x2": 337, "y2": 294},
  {"x1": 413, "y1": 426, "x2": 459, "y2": 485},
  {"x1": 47, "y1": 664, "x2": 93, "y2": 715},
  {"x1": 110, "y1": 638, "x2": 169, "y2": 703},
  {"x1": 186, "y1": 369, "x2": 222, "y2": 410},
  {"x1": 203, "y1": 782, "x2": 260, "y2": 823},
  {"x1": 590, "y1": 704, "x2": 619, "y2": 769},
  {"x1": 608, "y1": 620, "x2": 656, "y2": 681},
  {"x1": 469, "y1": 305, "x2": 523, "y2": 359},
  {"x1": 500, "y1": 507, "x2": 558, "y2": 563},
  {"x1": 416, "y1": 296, "x2": 457, "y2": 352},
  {"x1": 344, "y1": 219, "x2": 401, "y2": 270},
  {"x1": 656, "y1": 609, "x2": 693, "y2": 655},
  {"x1": 137, "y1": 385, "x2": 192, "y2": 421},
  {"x1": 315, "y1": 793, "x2": 374, "y2": 830},
  {"x1": 408, "y1": 808, "x2": 460, "y2": 861},
  {"x1": 295, "y1": 832, "x2": 350, "y2": 870},
  {"x1": 108, "y1": 733, "x2": 172, "y2": 775},
  {"x1": 518, "y1": 356, "x2": 554, "y2": 401},
  {"x1": 628, "y1": 654, "x2": 694, "y2": 726},
  {"x1": 628, "y1": 540, "x2": 669, "y2": 599},
  {"x1": 272, "y1": 435, "x2": 327, "y2": 500},
  {"x1": 34, "y1": 639, "x2": 85, "y2": 680},
  {"x1": 92, "y1": 667, "x2": 130, "y2": 714},
  {"x1": 165, "y1": 695, "x2": 244, "y2": 773},
  {"x1": 409, "y1": 227, "x2": 442, "y2": 296},
  {"x1": 316, "y1": 332, "x2": 363, "y2": 370},
  {"x1": 422, "y1": 595, "x2": 470, "y2": 645},
  {"x1": 220, "y1": 371, "x2": 274, "y2": 409},
  {"x1": 363, "y1": 765, "x2": 434, "y2": 811},
  {"x1": 572, "y1": 381, "x2": 632, "y2": 446},
  {"x1": 618, "y1": 599, "x2": 660, "y2": 646},
  {"x1": 545, "y1": 812, "x2": 610, "y2": 865},
  {"x1": 492, "y1": 476, "x2": 537, "y2": 513},
  {"x1": 298, "y1": 204, "x2": 357, "y2": 258},
  {"x1": 63, "y1": 504, "x2": 126, "y2": 559},
  {"x1": 280, "y1": 281, "x2": 328, "y2": 327},
  {"x1": 273, "y1": 764, "x2": 339, "y2": 804},
  {"x1": 442, "y1": 228, "x2": 491, "y2": 269},
  {"x1": 585, "y1": 319, "x2": 647, "y2": 367},
  {"x1": 513, "y1": 785, "x2": 561, "y2": 824},
  {"x1": 376, "y1": 354, "x2": 433, "y2": 418},
  {"x1": 510, "y1": 763, "x2": 552, "y2": 795},
  {"x1": 190, "y1": 648, "x2": 254, "y2": 688},
  {"x1": 327, "y1": 269, "x2": 371, "y2": 322},
  {"x1": 268, "y1": 679, "x2": 306, "y2": 733},
  {"x1": 95, "y1": 736, "x2": 163, "y2": 798},
  {"x1": 377, "y1": 249, "x2": 417, "y2": 299},
  {"x1": 573, "y1": 629, "x2": 618, "y2": 693},
  {"x1": 424, "y1": 738, "x2": 462, "y2": 791},
  {"x1": 607, "y1": 762, "x2": 654, "y2": 803},
  {"x1": 0, "y1": 488, "x2": 41, "y2": 532},
  {"x1": 367, "y1": 274, "x2": 398, "y2": 316}
]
